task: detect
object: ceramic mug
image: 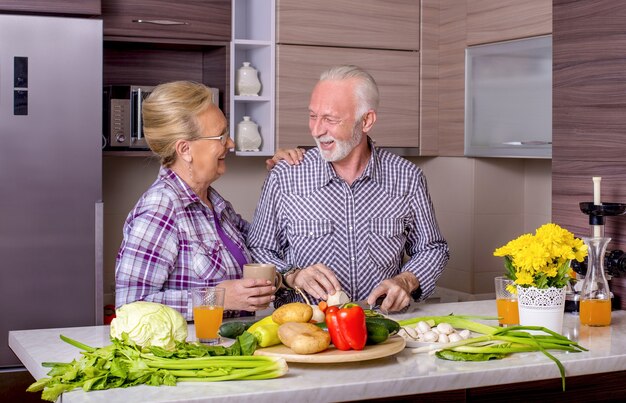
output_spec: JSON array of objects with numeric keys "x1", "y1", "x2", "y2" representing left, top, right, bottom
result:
[{"x1": 243, "y1": 263, "x2": 283, "y2": 290}]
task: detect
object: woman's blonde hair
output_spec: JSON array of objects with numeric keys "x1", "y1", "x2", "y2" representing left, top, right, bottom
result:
[{"x1": 142, "y1": 81, "x2": 216, "y2": 167}]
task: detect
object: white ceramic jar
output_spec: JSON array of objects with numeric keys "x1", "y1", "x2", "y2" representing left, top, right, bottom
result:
[
  {"x1": 235, "y1": 62, "x2": 262, "y2": 96},
  {"x1": 235, "y1": 116, "x2": 262, "y2": 152}
]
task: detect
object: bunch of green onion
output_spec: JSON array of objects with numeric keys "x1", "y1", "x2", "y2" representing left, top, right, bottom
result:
[{"x1": 398, "y1": 315, "x2": 587, "y2": 391}]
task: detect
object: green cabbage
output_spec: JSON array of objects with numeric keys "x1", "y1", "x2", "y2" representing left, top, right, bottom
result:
[{"x1": 110, "y1": 301, "x2": 187, "y2": 351}]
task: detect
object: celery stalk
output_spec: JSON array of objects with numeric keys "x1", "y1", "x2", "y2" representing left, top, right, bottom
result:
[{"x1": 27, "y1": 334, "x2": 289, "y2": 402}]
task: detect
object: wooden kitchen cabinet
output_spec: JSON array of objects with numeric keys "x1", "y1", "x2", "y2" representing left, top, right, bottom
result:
[
  {"x1": 101, "y1": 0, "x2": 230, "y2": 153},
  {"x1": 277, "y1": 0, "x2": 419, "y2": 51},
  {"x1": 434, "y1": 0, "x2": 553, "y2": 157},
  {"x1": 0, "y1": 0, "x2": 100, "y2": 15},
  {"x1": 102, "y1": 0, "x2": 230, "y2": 41},
  {"x1": 276, "y1": 45, "x2": 419, "y2": 149},
  {"x1": 103, "y1": 41, "x2": 228, "y2": 103},
  {"x1": 552, "y1": 0, "x2": 626, "y2": 251},
  {"x1": 466, "y1": 0, "x2": 551, "y2": 45}
]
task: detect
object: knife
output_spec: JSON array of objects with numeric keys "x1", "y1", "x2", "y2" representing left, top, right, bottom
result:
[{"x1": 354, "y1": 296, "x2": 386, "y2": 312}]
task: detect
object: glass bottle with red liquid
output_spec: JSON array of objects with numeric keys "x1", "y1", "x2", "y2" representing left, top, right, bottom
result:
[{"x1": 579, "y1": 236, "x2": 612, "y2": 326}]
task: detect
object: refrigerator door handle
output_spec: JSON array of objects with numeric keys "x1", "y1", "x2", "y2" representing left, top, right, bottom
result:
[{"x1": 95, "y1": 201, "x2": 104, "y2": 325}]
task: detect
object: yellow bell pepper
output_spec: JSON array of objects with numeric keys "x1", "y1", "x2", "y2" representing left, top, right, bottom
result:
[
  {"x1": 252, "y1": 323, "x2": 281, "y2": 347},
  {"x1": 247, "y1": 315, "x2": 281, "y2": 347},
  {"x1": 247, "y1": 315, "x2": 275, "y2": 333}
]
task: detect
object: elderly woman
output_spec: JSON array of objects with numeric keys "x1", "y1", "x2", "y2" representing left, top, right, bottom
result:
[{"x1": 115, "y1": 80, "x2": 303, "y2": 320}]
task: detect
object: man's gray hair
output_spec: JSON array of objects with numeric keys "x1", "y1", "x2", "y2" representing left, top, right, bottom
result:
[{"x1": 319, "y1": 65, "x2": 379, "y2": 117}]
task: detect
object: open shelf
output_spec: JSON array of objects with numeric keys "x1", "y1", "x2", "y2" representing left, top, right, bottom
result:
[{"x1": 231, "y1": 0, "x2": 275, "y2": 157}]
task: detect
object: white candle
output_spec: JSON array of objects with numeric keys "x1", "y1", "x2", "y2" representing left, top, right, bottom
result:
[
  {"x1": 593, "y1": 176, "x2": 602, "y2": 237},
  {"x1": 593, "y1": 176, "x2": 602, "y2": 205}
]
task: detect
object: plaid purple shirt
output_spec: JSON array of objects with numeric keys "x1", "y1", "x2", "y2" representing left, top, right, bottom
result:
[
  {"x1": 248, "y1": 139, "x2": 449, "y2": 306},
  {"x1": 115, "y1": 167, "x2": 251, "y2": 320}
]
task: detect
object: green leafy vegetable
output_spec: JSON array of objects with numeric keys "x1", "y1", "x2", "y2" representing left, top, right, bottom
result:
[
  {"x1": 435, "y1": 350, "x2": 507, "y2": 361},
  {"x1": 109, "y1": 301, "x2": 188, "y2": 351},
  {"x1": 27, "y1": 332, "x2": 285, "y2": 402}
]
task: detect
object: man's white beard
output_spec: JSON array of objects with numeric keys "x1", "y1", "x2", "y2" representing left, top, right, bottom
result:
[{"x1": 316, "y1": 124, "x2": 363, "y2": 162}]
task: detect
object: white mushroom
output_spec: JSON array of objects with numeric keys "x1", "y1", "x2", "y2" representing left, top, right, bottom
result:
[
  {"x1": 448, "y1": 333, "x2": 462, "y2": 343},
  {"x1": 459, "y1": 329, "x2": 471, "y2": 340},
  {"x1": 438, "y1": 333, "x2": 450, "y2": 343},
  {"x1": 416, "y1": 321, "x2": 431, "y2": 333},
  {"x1": 422, "y1": 331, "x2": 439, "y2": 343},
  {"x1": 436, "y1": 322, "x2": 455, "y2": 335}
]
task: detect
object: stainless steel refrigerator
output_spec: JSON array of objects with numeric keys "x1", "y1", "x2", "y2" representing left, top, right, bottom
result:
[{"x1": 0, "y1": 14, "x2": 103, "y2": 367}]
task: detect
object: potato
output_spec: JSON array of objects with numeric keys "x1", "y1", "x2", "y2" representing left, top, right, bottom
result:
[
  {"x1": 277, "y1": 321, "x2": 304, "y2": 346},
  {"x1": 271, "y1": 302, "x2": 313, "y2": 324},
  {"x1": 278, "y1": 322, "x2": 330, "y2": 354}
]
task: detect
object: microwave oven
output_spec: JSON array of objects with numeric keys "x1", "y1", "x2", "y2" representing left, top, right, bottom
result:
[
  {"x1": 103, "y1": 85, "x2": 220, "y2": 149},
  {"x1": 103, "y1": 85, "x2": 154, "y2": 149}
]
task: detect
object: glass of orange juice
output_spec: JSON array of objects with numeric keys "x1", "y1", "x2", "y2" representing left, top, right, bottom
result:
[
  {"x1": 495, "y1": 276, "x2": 519, "y2": 326},
  {"x1": 191, "y1": 287, "x2": 225, "y2": 345}
]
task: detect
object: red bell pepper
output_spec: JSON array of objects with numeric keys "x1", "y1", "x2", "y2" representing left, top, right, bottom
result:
[{"x1": 325, "y1": 305, "x2": 367, "y2": 351}]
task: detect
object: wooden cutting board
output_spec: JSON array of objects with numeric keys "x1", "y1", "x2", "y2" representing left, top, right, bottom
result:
[{"x1": 254, "y1": 336, "x2": 406, "y2": 363}]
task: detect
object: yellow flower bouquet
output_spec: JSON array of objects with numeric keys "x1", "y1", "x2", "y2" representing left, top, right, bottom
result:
[{"x1": 494, "y1": 223, "x2": 588, "y2": 291}]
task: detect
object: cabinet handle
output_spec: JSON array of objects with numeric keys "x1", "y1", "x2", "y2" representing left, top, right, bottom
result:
[
  {"x1": 132, "y1": 19, "x2": 189, "y2": 26},
  {"x1": 502, "y1": 141, "x2": 552, "y2": 146}
]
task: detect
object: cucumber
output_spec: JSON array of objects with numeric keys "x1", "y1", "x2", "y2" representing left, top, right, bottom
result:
[
  {"x1": 366, "y1": 317, "x2": 400, "y2": 336},
  {"x1": 365, "y1": 321, "x2": 390, "y2": 345},
  {"x1": 219, "y1": 321, "x2": 252, "y2": 339}
]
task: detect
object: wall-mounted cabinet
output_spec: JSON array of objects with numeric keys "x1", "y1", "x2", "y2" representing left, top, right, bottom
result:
[
  {"x1": 434, "y1": 0, "x2": 553, "y2": 157},
  {"x1": 277, "y1": 45, "x2": 419, "y2": 149},
  {"x1": 277, "y1": 0, "x2": 419, "y2": 51},
  {"x1": 101, "y1": 0, "x2": 231, "y2": 154},
  {"x1": 466, "y1": 0, "x2": 552, "y2": 46},
  {"x1": 231, "y1": 0, "x2": 275, "y2": 156},
  {"x1": 274, "y1": 0, "x2": 420, "y2": 150},
  {"x1": 102, "y1": 0, "x2": 229, "y2": 41},
  {"x1": 464, "y1": 35, "x2": 552, "y2": 158},
  {"x1": 0, "y1": 0, "x2": 100, "y2": 15}
]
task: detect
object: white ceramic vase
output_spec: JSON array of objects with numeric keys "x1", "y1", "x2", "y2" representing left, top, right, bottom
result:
[
  {"x1": 235, "y1": 62, "x2": 262, "y2": 96},
  {"x1": 517, "y1": 285, "x2": 566, "y2": 333},
  {"x1": 235, "y1": 116, "x2": 262, "y2": 152}
]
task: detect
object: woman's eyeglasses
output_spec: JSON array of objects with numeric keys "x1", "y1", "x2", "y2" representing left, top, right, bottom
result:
[{"x1": 195, "y1": 132, "x2": 229, "y2": 145}]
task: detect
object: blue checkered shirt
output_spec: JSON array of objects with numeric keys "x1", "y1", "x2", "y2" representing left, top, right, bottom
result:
[{"x1": 248, "y1": 139, "x2": 449, "y2": 306}]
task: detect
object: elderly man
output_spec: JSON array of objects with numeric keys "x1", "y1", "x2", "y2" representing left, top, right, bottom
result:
[{"x1": 248, "y1": 65, "x2": 449, "y2": 312}]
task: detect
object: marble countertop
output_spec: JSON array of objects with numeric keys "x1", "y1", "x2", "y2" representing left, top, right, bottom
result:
[{"x1": 9, "y1": 300, "x2": 626, "y2": 403}]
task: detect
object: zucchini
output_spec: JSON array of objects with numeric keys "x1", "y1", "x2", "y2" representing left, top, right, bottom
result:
[
  {"x1": 365, "y1": 321, "x2": 390, "y2": 345},
  {"x1": 219, "y1": 321, "x2": 252, "y2": 339},
  {"x1": 366, "y1": 317, "x2": 400, "y2": 336}
]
